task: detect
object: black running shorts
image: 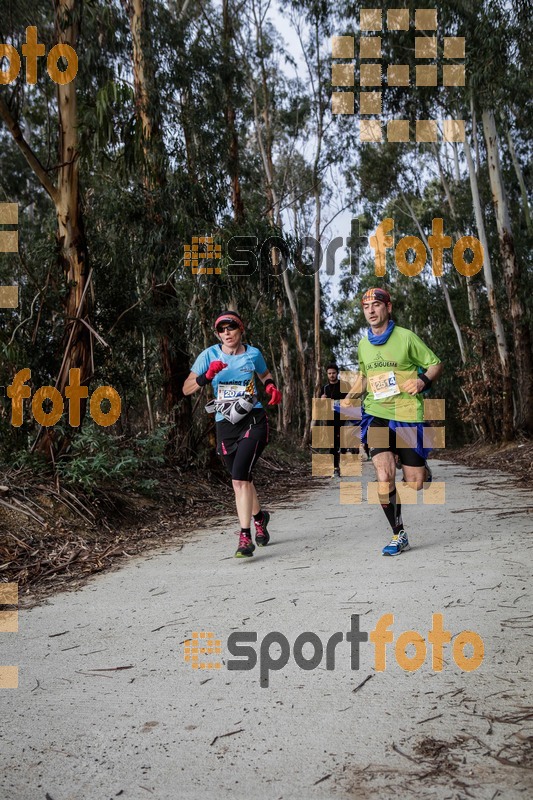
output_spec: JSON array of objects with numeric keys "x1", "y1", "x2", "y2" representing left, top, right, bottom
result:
[
  {"x1": 216, "y1": 409, "x2": 269, "y2": 481},
  {"x1": 367, "y1": 416, "x2": 426, "y2": 467}
]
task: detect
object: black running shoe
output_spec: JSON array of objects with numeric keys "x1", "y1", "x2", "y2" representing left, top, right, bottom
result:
[
  {"x1": 235, "y1": 532, "x2": 255, "y2": 558},
  {"x1": 254, "y1": 511, "x2": 271, "y2": 547}
]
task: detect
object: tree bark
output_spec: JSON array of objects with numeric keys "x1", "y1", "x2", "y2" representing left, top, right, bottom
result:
[
  {"x1": 252, "y1": 95, "x2": 292, "y2": 433},
  {"x1": 311, "y1": 18, "x2": 324, "y2": 401},
  {"x1": 222, "y1": 0, "x2": 244, "y2": 223},
  {"x1": 141, "y1": 329, "x2": 154, "y2": 432},
  {"x1": 401, "y1": 193, "x2": 467, "y2": 364},
  {"x1": 250, "y1": 7, "x2": 310, "y2": 436},
  {"x1": 124, "y1": 0, "x2": 163, "y2": 183},
  {"x1": 0, "y1": 0, "x2": 92, "y2": 457},
  {"x1": 483, "y1": 110, "x2": 533, "y2": 435},
  {"x1": 432, "y1": 141, "x2": 478, "y2": 323},
  {"x1": 506, "y1": 125, "x2": 532, "y2": 233},
  {"x1": 464, "y1": 135, "x2": 514, "y2": 440},
  {"x1": 55, "y1": 0, "x2": 91, "y2": 397},
  {"x1": 123, "y1": 0, "x2": 192, "y2": 449}
]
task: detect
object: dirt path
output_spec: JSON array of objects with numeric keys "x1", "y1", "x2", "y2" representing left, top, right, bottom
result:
[{"x1": 2, "y1": 459, "x2": 532, "y2": 799}]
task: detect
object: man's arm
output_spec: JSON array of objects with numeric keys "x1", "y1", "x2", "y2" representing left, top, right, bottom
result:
[
  {"x1": 403, "y1": 363, "x2": 443, "y2": 396},
  {"x1": 425, "y1": 363, "x2": 443, "y2": 381},
  {"x1": 341, "y1": 373, "x2": 366, "y2": 403}
]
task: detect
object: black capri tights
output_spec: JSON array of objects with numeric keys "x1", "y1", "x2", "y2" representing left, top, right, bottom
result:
[{"x1": 221, "y1": 437, "x2": 266, "y2": 482}]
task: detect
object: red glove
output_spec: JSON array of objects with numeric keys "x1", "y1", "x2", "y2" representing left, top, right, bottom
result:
[
  {"x1": 265, "y1": 382, "x2": 282, "y2": 405},
  {"x1": 206, "y1": 360, "x2": 227, "y2": 380}
]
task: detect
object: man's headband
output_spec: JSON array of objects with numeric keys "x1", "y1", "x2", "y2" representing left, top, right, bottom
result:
[{"x1": 361, "y1": 288, "x2": 391, "y2": 305}]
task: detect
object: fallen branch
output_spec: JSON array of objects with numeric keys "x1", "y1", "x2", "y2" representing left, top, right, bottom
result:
[
  {"x1": 352, "y1": 674, "x2": 374, "y2": 694},
  {"x1": 210, "y1": 728, "x2": 244, "y2": 746}
]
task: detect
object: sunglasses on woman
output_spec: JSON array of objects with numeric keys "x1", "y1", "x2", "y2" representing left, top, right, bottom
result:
[{"x1": 216, "y1": 321, "x2": 240, "y2": 333}]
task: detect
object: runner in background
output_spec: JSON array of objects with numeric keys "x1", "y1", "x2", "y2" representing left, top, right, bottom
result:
[
  {"x1": 183, "y1": 311, "x2": 282, "y2": 558},
  {"x1": 320, "y1": 363, "x2": 349, "y2": 477}
]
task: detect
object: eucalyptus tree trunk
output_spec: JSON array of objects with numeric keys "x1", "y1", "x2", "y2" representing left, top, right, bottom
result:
[
  {"x1": 310, "y1": 18, "x2": 325, "y2": 401},
  {"x1": 464, "y1": 136, "x2": 513, "y2": 440},
  {"x1": 483, "y1": 110, "x2": 533, "y2": 435},
  {"x1": 222, "y1": 0, "x2": 244, "y2": 223},
  {"x1": 402, "y1": 194, "x2": 466, "y2": 364},
  {"x1": 313, "y1": 192, "x2": 321, "y2": 401},
  {"x1": 53, "y1": 0, "x2": 91, "y2": 398},
  {"x1": 251, "y1": 3, "x2": 311, "y2": 438},
  {"x1": 252, "y1": 94, "x2": 293, "y2": 433},
  {"x1": 123, "y1": 0, "x2": 192, "y2": 447},
  {"x1": 506, "y1": 126, "x2": 532, "y2": 234},
  {"x1": 432, "y1": 142, "x2": 478, "y2": 323},
  {"x1": 0, "y1": 0, "x2": 92, "y2": 456}
]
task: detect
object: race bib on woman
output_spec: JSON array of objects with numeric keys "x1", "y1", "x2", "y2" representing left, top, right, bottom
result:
[{"x1": 217, "y1": 383, "x2": 247, "y2": 401}]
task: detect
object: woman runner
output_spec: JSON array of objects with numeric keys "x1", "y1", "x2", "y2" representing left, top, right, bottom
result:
[{"x1": 183, "y1": 311, "x2": 282, "y2": 558}]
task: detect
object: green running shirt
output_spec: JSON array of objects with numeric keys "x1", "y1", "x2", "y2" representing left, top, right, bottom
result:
[{"x1": 357, "y1": 326, "x2": 441, "y2": 422}]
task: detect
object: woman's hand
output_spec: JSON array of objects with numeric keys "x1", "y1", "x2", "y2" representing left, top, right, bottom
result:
[
  {"x1": 206, "y1": 360, "x2": 227, "y2": 380},
  {"x1": 265, "y1": 383, "x2": 282, "y2": 405}
]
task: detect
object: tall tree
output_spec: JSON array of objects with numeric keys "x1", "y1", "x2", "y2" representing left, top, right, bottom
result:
[
  {"x1": 482, "y1": 110, "x2": 533, "y2": 435},
  {"x1": 463, "y1": 136, "x2": 513, "y2": 439},
  {"x1": 222, "y1": 0, "x2": 245, "y2": 223},
  {"x1": 0, "y1": 0, "x2": 92, "y2": 455},
  {"x1": 122, "y1": 0, "x2": 192, "y2": 449}
]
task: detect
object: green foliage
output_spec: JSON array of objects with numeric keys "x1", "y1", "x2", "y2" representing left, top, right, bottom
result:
[
  {"x1": 55, "y1": 424, "x2": 169, "y2": 494},
  {"x1": 0, "y1": 0, "x2": 530, "y2": 488}
]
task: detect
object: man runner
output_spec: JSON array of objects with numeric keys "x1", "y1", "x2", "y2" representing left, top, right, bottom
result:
[
  {"x1": 352, "y1": 288, "x2": 443, "y2": 556},
  {"x1": 320, "y1": 363, "x2": 349, "y2": 477}
]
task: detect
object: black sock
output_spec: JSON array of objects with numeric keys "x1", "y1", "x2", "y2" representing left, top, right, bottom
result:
[
  {"x1": 380, "y1": 488, "x2": 403, "y2": 534},
  {"x1": 253, "y1": 510, "x2": 263, "y2": 523},
  {"x1": 241, "y1": 527, "x2": 251, "y2": 537}
]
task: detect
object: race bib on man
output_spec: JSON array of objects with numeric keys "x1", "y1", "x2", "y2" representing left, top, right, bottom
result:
[
  {"x1": 217, "y1": 383, "x2": 247, "y2": 401},
  {"x1": 369, "y1": 371, "x2": 401, "y2": 400}
]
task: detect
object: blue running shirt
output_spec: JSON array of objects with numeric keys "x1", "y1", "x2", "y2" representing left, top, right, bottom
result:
[{"x1": 191, "y1": 344, "x2": 268, "y2": 421}]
